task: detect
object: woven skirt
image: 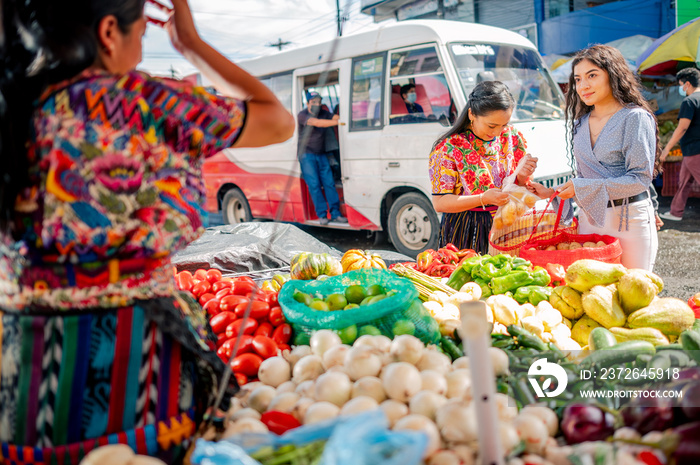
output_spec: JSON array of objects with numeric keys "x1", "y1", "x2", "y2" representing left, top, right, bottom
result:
[{"x1": 438, "y1": 210, "x2": 493, "y2": 255}]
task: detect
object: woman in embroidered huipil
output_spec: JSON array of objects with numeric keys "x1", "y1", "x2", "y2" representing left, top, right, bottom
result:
[
  {"x1": 429, "y1": 81, "x2": 538, "y2": 253},
  {"x1": 0, "y1": 0, "x2": 294, "y2": 462},
  {"x1": 528, "y1": 45, "x2": 660, "y2": 271}
]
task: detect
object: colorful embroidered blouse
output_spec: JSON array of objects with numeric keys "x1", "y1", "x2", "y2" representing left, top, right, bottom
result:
[
  {"x1": 429, "y1": 126, "x2": 527, "y2": 196},
  {"x1": 1, "y1": 69, "x2": 246, "y2": 310}
]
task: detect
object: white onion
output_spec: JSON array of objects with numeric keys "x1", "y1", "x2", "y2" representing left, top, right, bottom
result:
[
  {"x1": 445, "y1": 369, "x2": 471, "y2": 399},
  {"x1": 291, "y1": 397, "x2": 315, "y2": 422},
  {"x1": 354, "y1": 334, "x2": 392, "y2": 353},
  {"x1": 488, "y1": 347, "x2": 510, "y2": 377},
  {"x1": 494, "y1": 393, "x2": 518, "y2": 422},
  {"x1": 231, "y1": 408, "x2": 262, "y2": 422},
  {"x1": 390, "y1": 335, "x2": 424, "y2": 365},
  {"x1": 417, "y1": 348, "x2": 451, "y2": 374},
  {"x1": 513, "y1": 413, "x2": 549, "y2": 455},
  {"x1": 380, "y1": 399, "x2": 409, "y2": 428},
  {"x1": 258, "y1": 356, "x2": 291, "y2": 387},
  {"x1": 295, "y1": 380, "x2": 315, "y2": 399},
  {"x1": 420, "y1": 370, "x2": 447, "y2": 396},
  {"x1": 310, "y1": 330, "x2": 342, "y2": 357},
  {"x1": 223, "y1": 418, "x2": 268, "y2": 438},
  {"x1": 451, "y1": 445, "x2": 476, "y2": 465},
  {"x1": 344, "y1": 345, "x2": 382, "y2": 381},
  {"x1": 393, "y1": 414, "x2": 441, "y2": 458},
  {"x1": 409, "y1": 390, "x2": 447, "y2": 420},
  {"x1": 285, "y1": 345, "x2": 312, "y2": 367},
  {"x1": 322, "y1": 344, "x2": 351, "y2": 370},
  {"x1": 292, "y1": 354, "x2": 325, "y2": 384},
  {"x1": 248, "y1": 385, "x2": 276, "y2": 413},
  {"x1": 304, "y1": 401, "x2": 340, "y2": 424},
  {"x1": 238, "y1": 381, "x2": 263, "y2": 406},
  {"x1": 352, "y1": 376, "x2": 386, "y2": 403},
  {"x1": 339, "y1": 395, "x2": 379, "y2": 416},
  {"x1": 268, "y1": 392, "x2": 300, "y2": 413},
  {"x1": 314, "y1": 371, "x2": 352, "y2": 407},
  {"x1": 435, "y1": 400, "x2": 477, "y2": 443},
  {"x1": 428, "y1": 450, "x2": 461, "y2": 465},
  {"x1": 500, "y1": 423, "x2": 521, "y2": 454},
  {"x1": 452, "y1": 357, "x2": 470, "y2": 370},
  {"x1": 521, "y1": 405, "x2": 558, "y2": 436},
  {"x1": 382, "y1": 362, "x2": 422, "y2": 402},
  {"x1": 275, "y1": 381, "x2": 297, "y2": 394}
]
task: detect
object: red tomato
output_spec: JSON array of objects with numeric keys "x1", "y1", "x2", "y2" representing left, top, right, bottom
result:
[
  {"x1": 191, "y1": 280, "x2": 212, "y2": 298},
  {"x1": 261, "y1": 411, "x2": 301, "y2": 435},
  {"x1": 210, "y1": 311, "x2": 236, "y2": 335},
  {"x1": 194, "y1": 269, "x2": 208, "y2": 281},
  {"x1": 203, "y1": 298, "x2": 221, "y2": 317},
  {"x1": 216, "y1": 333, "x2": 229, "y2": 349},
  {"x1": 234, "y1": 301, "x2": 270, "y2": 320},
  {"x1": 216, "y1": 347, "x2": 229, "y2": 363},
  {"x1": 268, "y1": 306, "x2": 286, "y2": 326},
  {"x1": 234, "y1": 373, "x2": 249, "y2": 386},
  {"x1": 212, "y1": 280, "x2": 233, "y2": 294},
  {"x1": 215, "y1": 288, "x2": 232, "y2": 300},
  {"x1": 277, "y1": 343, "x2": 291, "y2": 352},
  {"x1": 206, "y1": 269, "x2": 223, "y2": 284},
  {"x1": 175, "y1": 271, "x2": 194, "y2": 292},
  {"x1": 252, "y1": 335, "x2": 278, "y2": 359},
  {"x1": 230, "y1": 353, "x2": 262, "y2": 377},
  {"x1": 267, "y1": 292, "x2": 279, "y2": 307},
  {"x1": 225, "y1": 318, "x2": 259, "y2": 338},
  {"x1": 220, "y1": 334, "x2": 254, "y2": 358},
  {"x1": 236, "y1": 276, "x2": 256, "y2": 286},
  {"x1": 271, "y1": 323, "x2": 292, "y2": 345},
  {"x1": 233, "y1": 279, "x2": 257, "y2": 296},
  {"x1": 219, "y1": 295, "x2": 249, "y2": 312},
  {"x1": 199, "y1": 292, "x2": 216, "y2": 306},
  {"x1": 254, "y1": 322, "x2": 273, "y2": 338}
]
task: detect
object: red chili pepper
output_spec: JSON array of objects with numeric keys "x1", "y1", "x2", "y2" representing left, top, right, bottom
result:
[
  {"x1": 416, "y1": 249, "x2": 437, "y2": 272},
  {"x1": 423, "y1": 261, "x2": 441, "y2": 277},
  {"x1": 456, "y1": 249, "x2": 478, "y2": 261},
  {"x1": 261, "y1": 411, "x2": 301, "y2": 435},
  {"x1": 438, "y1": 248, "x2": 459, "y2": 264},
  {"x1": 443, "y1": 243, "x2": 459, "y2": 253},
  {"x1": 545, "y1": 263, "x2": 566, "y2": 287}
]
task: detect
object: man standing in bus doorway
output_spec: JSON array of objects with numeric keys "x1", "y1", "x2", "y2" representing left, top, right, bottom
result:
[
  {"x1": 659, "y1": 68, "x2": 700, "y2": 222},
  {"x1": 297, "y1": 92, "x2": 348, "y2": 225}
]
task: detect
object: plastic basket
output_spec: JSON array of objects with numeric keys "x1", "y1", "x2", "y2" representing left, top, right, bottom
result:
[
  {"x1": 661, "y1": 160, "x2": 700, "y2": 198},
  {"x1": 488, "y1": 195, "x2": 578, "y2": 257},
  {"x1": 519, "y1": 232, "x2": 622, "y2": 269},
  {"x1": 278, "y1": 269, "x2": 440, "y2": 345}
]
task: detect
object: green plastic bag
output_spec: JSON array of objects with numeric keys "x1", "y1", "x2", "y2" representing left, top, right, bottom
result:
[{"x1": 278, "y1": 269, "x2": 440, "y2": 345}]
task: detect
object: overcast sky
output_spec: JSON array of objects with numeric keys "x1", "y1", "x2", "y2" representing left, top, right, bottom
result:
[{"x1": 140, "y1": 0, "x2": 390, "y2": 77}]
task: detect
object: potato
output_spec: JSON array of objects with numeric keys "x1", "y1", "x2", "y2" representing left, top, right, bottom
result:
[
  {"x1": 524, "y1": 193, "x2": 538, "y2": 208},
  {"x1": 596, "y1": 241, "x2": 607, "y2": 248},
  {"x1": 493, "y1": 216, "x2": 504, "y2": 230},
  {"x1": 582, "y1": 242, "x2": 596, "y2": 248},
  {"x1": 546, "y1": 245, "x2": 557, "y2": 251},
  {"x1": 569, "y1": 242, "x2": 582, "y2": 250},
  {"x1": 501, "y1": 202, "x2": 517, "y2": 226},
  {"x1": 556, "y1": 242, "x2": 570, "y2": 250}
]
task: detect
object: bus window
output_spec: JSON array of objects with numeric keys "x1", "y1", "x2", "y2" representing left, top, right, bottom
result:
[
  {"x1": 449, "y1": 43, "x2": 564, "y2": 121},
  {"x1": 389, "y1": 46, "x2": 453, "y2": 125},
  {"x1": 351, "y1": 54, "x2": 385, "y2": 130},
  {"x1": 260, "y1": 72, "x2": 293, "y2": 113}
]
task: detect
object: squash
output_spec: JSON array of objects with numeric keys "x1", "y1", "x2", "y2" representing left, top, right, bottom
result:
[
  {"x1": 290, "y1": 252, "x2": 342, "y2": 280},
  {"x1": 340, "y1": 249, "x2": 387, "y2": 273}
]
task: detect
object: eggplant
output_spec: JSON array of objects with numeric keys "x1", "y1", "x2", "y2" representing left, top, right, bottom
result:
[
  {"x1": 681, "y1": 382, "x2": 700, "y2": 421},
  {"x1": 676, "y1": 367, "x2": 700, "y2": 380},
  {"x1": 561, "y1": 403, "x2": 615, "y2": 444},
  {"x1": 672, "y1": 421, "x2": 700, "y2": 465}
]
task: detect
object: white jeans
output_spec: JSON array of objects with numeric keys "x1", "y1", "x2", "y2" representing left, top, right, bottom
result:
[{"x1": 578, "y1": 198, "x2": 658, "y2": 272}]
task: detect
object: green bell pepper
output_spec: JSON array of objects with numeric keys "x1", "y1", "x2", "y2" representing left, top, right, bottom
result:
[
  {"x1": 473, "y1": 277, "x2": 492, "y2": 299},
  {"x1": 513, "y1": 286, "x2": 539, "y2": 305},
  {"x1": 530, "y1": 266, "x2": 551, "y2": 286},
  {"x1": 529, "y1": 286, "x2": 552, "y2": 306},
  {"x1": 511, "y1": 257, "x2": 532, "y2": 270},
  {"x1": 474, "y1": 262, "x2": 512, "y2": 281},
  {"x1": 490, "y1": 270, "x2": 534, "y2": 295},
  {"x1": 446, "y1": 264, "x2": 473, "y2": 290}
]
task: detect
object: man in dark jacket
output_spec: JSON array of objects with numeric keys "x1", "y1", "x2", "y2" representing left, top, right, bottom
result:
[{"x1": 297, "y1": 92, "x2": 347, "y2": 225}]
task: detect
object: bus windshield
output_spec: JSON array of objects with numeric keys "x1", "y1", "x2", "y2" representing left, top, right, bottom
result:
[{"x1": 449, "y1": 43, "x2": 564, "y2": 121}]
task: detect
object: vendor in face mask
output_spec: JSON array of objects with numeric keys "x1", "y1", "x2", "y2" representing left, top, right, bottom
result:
[{"x1": 401, "y1": 84, "x2": 425, "y2": 114}]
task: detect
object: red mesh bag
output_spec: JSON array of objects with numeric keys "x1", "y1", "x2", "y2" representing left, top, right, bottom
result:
[{"x1": 519, "y1": 232, "x2": 622, "y2": 269}]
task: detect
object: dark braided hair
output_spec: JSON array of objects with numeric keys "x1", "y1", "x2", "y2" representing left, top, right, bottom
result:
[
  {"x1": 432, "y1": 80, "x2": 516, "y2": 150},
  {"x1": 0, "y1": 0, "x2": 146, "y2": 232},
  {"x1": 565, "y1": 45, "x2": 661, "y2": 177}
]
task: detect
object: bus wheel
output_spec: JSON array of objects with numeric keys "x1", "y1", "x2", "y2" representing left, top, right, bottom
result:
[
  {"x1": 387, "y1": 192, "x2": 439, "y2": 257},
  {"x1": 222, "y1": 188, "x2": 252, "y2": 225}
]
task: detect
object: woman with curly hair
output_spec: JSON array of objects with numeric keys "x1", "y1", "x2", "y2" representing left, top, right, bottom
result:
[
  {"x1": 0, "y1": 0, "x2": 293, "y2": 462},
  {"x1": 528, "y1": 45, "x2": 660, "y2": 270}
]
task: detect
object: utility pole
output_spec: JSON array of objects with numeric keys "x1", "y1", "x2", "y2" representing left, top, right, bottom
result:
[
  {"x1": 266, "y1": 38, "x2": 291, "y2": 51},
  {"x1": 336, "y1": 0, "x2": 343, "y2": 36}
]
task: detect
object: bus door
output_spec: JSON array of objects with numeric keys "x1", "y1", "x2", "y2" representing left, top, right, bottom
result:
[
  {"x1": 294, "y1": 60, "x2": 350, "y2": 224},
  {"x1": 381, "y1": 44, "x2": 457, "y2": 185}
]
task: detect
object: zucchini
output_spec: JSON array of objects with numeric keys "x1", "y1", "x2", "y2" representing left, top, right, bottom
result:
[
  {"x1": 681, "y1": 330, "x2": 700, "y2": 365},
  {"x1": 580, "y1": 340, "x2": 656, "y2": 368},
  {"x1": 588, "y1": 327, "x2": 618, "y2": 351},
  {"x1": 664, "y1": 350, "x2": 691, "y2": 368},
  {"x1": 656, "y1": 343, "x2": 684, "y2": 351},
  {"x1": 635, "y1": 353, "x2": 653, "y2": 367},
  {"x1": 692, "y1": 319, "x2": 700, "y2": 332},
  {"x1": 647, "y1": 353, "x2": 672, "y2": 371}
]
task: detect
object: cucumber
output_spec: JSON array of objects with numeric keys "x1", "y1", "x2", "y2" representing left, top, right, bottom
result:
[
  {"x1": 692, "y1": 319, "x2": 700, "y2": 332},
  {"x1": 580, "y1": 340, "x2": 656, "y2": 368},
  {"x1": 656, "y1": 343, "x2": 684, "y2": 351},
  {"x1": 664, "y1": 350, "x2": 691, "y2": 368},
  {"x1": 647, "y1": 353, "x2": 672, "y2": 371},
  {"x1": 681, "y1": 330, "x2": 700, "y2": 365},
  {"x1": 440, "y1": 336, "x2": 464, "y2": 361},
  {"x1": 588, "y1": 327, "x2": 618, "y2": 351},
  {"x1": 635, "y1": 353, "x2": 653, "y2": 367}
]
